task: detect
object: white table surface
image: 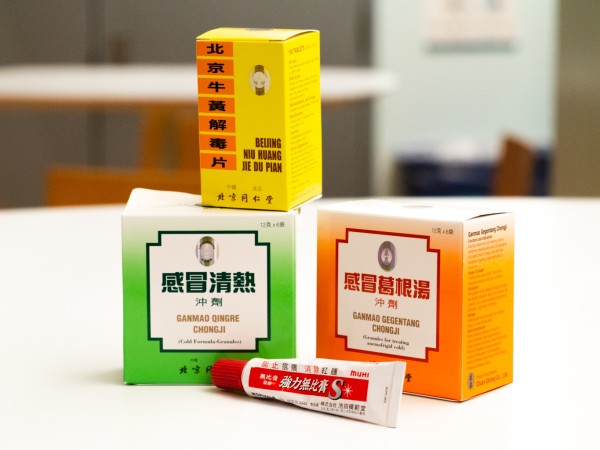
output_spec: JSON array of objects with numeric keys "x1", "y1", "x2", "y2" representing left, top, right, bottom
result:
[
  {"x1": 1, "y1": 197, "x2": 598, "y2": 449},
  {"x1": 0, "y1": 64, "x2": 397, "y2": 108}
]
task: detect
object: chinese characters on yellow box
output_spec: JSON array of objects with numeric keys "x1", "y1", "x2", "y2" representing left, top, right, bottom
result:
[{"x1": 196, "y1": 28, "x2": 322, "y2": 211}]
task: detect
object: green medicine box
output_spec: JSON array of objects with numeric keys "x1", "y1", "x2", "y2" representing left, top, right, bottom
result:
[{"x1": 122, "y1": 189, "x2": 297, "y2": 384}]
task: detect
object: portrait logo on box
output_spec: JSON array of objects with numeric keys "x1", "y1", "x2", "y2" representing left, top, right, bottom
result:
[
  {"x1": 196, "y1": 236, "x2": 217, "y2": 267},
  {"x1": 378, "y1": 241, "x2": 396, "y2": 272},
  {"x1": 249, "y1": 64, "x2": 270, "y2": 96}
]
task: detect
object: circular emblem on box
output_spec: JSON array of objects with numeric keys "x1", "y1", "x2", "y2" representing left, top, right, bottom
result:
[
  {"x1": 249, "y1": 65, "x2": 270, "y2": 95},
  {"x1": 196, "y1": 236, "x2": 218, "y2": 266},
  {"x1": 378, "y1": 241, "x2": 396, "y2": 272},
  {"x1": 468, "y1": 372, "x2": 475, "y2": 390}
]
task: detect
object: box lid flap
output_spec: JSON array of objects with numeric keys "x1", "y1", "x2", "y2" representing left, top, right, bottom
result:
[
  {"x1": 318, "y1": 199, "x2": 509, "y2": 222},
  {"x1": 197, "y1": 28, "x2": 316, "y2": 42}
]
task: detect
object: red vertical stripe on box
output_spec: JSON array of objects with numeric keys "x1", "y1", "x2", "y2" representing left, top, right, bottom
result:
[
  {"x1": 200, "y1": 153, "x2": 237, "y2": 170},
  {"x1": 197, "y1": 59, "x2": 234, "y2": 77},
  {"x1": 199, "y1": 134, "x2": 236, "y2": 152},
  {"x1": 196, "y1": 41, "x2": 233, "y2": 57},
  {"x1": 198, "y1": 115, "x2": 236, "y2": 134},
  {"x1": 198, "y1": 78, "x2": 235, "y2": 96},
  {"x1": 197, "y1": 97, "x2": 235, "y2": 115}
]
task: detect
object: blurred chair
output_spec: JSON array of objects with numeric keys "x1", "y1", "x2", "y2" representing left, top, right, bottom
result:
[
  {"x1": 491, "y1": 135, "x2": 536, "y2": 196},
  {"x1": 46, "y1": 166, "x2": 200, "y2": 206},
  {"x1": 138, "y1": 107, "x2": 198, "y2": 169},
  {"x1": 46, "y1": 109, "x2": 200, "y2": 206}
]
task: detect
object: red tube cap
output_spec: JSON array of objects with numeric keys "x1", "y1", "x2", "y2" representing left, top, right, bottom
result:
[{"x1": 211, "y1": 358, "x2": 249, "y2": 392}]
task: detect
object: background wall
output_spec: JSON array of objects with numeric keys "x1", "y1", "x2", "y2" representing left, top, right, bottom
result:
[
  {"x1": 552, "y1": 1, "x2": 600, "y2": 196},
  {"x1": 371, "y1": 0, "x2": 558, "y2": 195},
  {"x1": 4, "y1": 1, "x2": 592, "y2": 205},
  {"x1": 0, "y1": 0, "x2": 373, "y2": 207}
]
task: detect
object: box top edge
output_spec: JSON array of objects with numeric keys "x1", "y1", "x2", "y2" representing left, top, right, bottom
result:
[
  {"x1": 123, "y1": 188, "x2": 300, "y2": 216},
  {"x1": 196, "y1": 28, "x2": 318, "y2": 42},
  {"x1": 317, "y1": 199, "x2": 512, "y2": 221}
]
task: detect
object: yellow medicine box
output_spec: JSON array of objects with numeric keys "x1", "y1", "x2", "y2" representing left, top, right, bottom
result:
[
  {"x1": 196, "y1": 28, "x2": 322, "y2": 211},
  {"x1": 316, "y1": 200, "x2": 514, "y2": 401}
]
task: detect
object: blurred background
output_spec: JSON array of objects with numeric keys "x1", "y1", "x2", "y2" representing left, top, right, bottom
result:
[{"x1": 0, "y1": 0, "x2": 598, "y2": 208}]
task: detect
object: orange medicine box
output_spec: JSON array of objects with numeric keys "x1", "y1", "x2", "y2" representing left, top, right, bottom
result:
[{"x1": 316, "y1": 200, "x2": 514, "y2": 401}]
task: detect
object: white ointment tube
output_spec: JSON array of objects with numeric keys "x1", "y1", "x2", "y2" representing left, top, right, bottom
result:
[{"x1": 211, "y1": 357, "x2": 406, "y2": 427}]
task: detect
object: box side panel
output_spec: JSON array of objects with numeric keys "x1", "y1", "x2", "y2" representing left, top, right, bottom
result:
[
  {"x1": 316, "y1": 209, "x2": 339, "y2": 356},
  {"x1": 122, "y1": 216, "x2": 151, "y2": 383},
  {"x1": 462, "y1": 213, "x2": 514, "y2": 399},
  {"x1": 286, "y1": 31, "x2": 322, "y2": 209}
]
